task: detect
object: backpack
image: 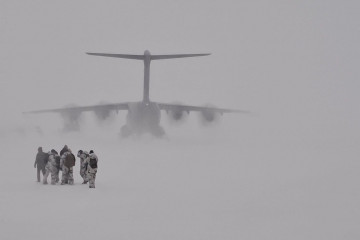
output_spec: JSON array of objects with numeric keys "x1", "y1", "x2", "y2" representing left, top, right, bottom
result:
[
  {"x1": 43, "y1": 153, "x2": 50, "y2": 166},
  {"x1": 64, "y1": 153, "x2": 76, "y2": 168},
  {"x1": 55, "y1": 155, "x2": 61, "y2": 169},
  {"x1": 89, "y1": 157, "x2": 97, "y2": 169}
]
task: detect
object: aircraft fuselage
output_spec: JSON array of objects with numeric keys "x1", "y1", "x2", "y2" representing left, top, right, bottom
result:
[
  {"x1": 121, "y1": 101, "x2": 163, "y2": 137},
  {"x1": 119, "y1": 51, "x2": 164, "y2": 136}
]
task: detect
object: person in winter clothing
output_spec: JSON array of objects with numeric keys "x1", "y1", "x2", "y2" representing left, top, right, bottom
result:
[
  {"x1": 60, "y1": 148, "x2": 75, "y2": 185},
  {"x1": 60, "y1": 145, "x2": 68, "y2": 157},
  {"x1": 84, "y1": 150, "x2": 98, "y2": 188},
  {"x1": 52, "y1": 149, "x2": 61, "y2": 183},
  {"x1": 43, "y1": 149, "x2": 60, "y2": 185},
  {"x1": 77, "y1": 150, "x2": 89, "y2": 184},
  {"x1": 34, "y1": 147, "x2": 47, "y2": 182}
]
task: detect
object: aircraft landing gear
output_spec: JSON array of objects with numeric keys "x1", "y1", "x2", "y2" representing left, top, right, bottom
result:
[
  {"x1": 120, "y1": 125, "x2": 132, "y2": 138},
  {"x1": 150, "y1": 125, "x2": 165, "y2": 137}
]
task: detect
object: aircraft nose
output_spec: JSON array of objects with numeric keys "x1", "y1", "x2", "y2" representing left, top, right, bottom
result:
[{"x1": 144, "y1": 50, "x2": 151, "y2": 56}]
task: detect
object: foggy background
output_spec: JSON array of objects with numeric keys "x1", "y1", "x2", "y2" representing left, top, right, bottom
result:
[{"x1": 1, "y1": 1, "x2": 359, "y2": 239}]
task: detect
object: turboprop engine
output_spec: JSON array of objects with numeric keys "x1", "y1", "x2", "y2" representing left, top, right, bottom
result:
[
  {"x1": 199, "y1": 105, "x2": 221, "y2": 125},
  {"x1": 94, "y1": 104, "x2": 115, "y2": 122},
  {"x1": 166, "y1": 104, "x2": 189, "y2": 123}
]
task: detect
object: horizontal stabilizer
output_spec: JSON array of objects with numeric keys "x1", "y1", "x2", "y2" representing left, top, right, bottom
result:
[
  {"x1": 151, "y1": 53, "x2": 210, "y2": 60},
  {"x1": 86, "y1": 51, "x2": 211, "y2": 61},
  {"x1": 86, "y1": 53, "x2": 145, "y2": 60}
]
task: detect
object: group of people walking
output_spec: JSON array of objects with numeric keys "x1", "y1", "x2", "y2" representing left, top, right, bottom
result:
[{"x1": 34, "y1": 145, "x2": 98, "y2": 188}]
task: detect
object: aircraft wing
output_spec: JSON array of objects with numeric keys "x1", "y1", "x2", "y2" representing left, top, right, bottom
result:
[
  {"x1": 23, "y1": 102, "x2": 130, "y2": 114},
  {"x1": 157, "y1": 103, "x2": 249, "y2": 114}
]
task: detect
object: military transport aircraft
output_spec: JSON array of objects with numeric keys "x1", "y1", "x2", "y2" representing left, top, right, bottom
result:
[{"x1": 25, "y1": 50, "x2": 247, "y2": 137}]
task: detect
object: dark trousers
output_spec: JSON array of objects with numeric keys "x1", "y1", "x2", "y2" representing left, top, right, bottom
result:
[{"x1": 37, "y1": 166, "x2": 46, "y2": 182}]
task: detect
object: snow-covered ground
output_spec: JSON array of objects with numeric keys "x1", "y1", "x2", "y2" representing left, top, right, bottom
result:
[{"x1": 1, "y1": 113, "x2": 359, "y2": 240}]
